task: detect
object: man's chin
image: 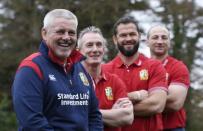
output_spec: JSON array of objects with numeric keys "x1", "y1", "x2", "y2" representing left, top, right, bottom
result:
[
  {"x1": 124, "y1": 46, "x2": 134, "y2": 50},
  {"x1": 88, "y1": 61, "x2": 101, "y2": 66},
  {"x1": 155, "y1": 51, "x2": 166, "y2": 56},
  {"x1": 56, "y1": 52, "x2": 72, "y2": 59}
]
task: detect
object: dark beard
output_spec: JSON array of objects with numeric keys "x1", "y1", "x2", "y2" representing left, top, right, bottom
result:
[{"x1": 117, "y1": 42, "x2": 139, "y2": 57}]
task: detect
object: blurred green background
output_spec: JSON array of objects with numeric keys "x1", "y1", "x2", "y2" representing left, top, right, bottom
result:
[{"x1": 0, "y1": 0, "x2": 203, "y2": 130}]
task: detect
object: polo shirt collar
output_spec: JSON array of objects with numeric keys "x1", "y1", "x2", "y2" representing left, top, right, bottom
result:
[
  {"x1": 162, "y1": 56, "x2": 170, "y2": 67},
  {"x1": 114, "y1": 53, "x2": 143, "y2": 67},
  {"x1": 94, "y1": 69, "x2": 108, "y2": 85},
  {"x1": 99, "y1": 69, "x2": 107, "y2": 81}
]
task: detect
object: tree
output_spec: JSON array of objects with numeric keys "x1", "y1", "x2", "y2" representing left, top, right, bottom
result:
[
  {"x1": 0, "y1": 0, "x2": 43, "y2": 91},
  {"x1": 0, "y1": 0, "x2": 202, "y2": 130}
]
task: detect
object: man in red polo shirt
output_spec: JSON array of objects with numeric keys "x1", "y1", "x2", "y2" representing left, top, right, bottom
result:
[
  {"x1": 78, "y1": 26, "x2": 134, "y2": 131},
  {"x1": 147, "y1": 25, "x2": 190, "y2": 131},
  {"x1": 103, "y1": 16, "x2": 168, "y2": 131}
]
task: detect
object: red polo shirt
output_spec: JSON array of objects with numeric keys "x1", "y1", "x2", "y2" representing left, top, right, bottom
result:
[
  {"x1": 162, "y1": 56, "x2": 190, "y2": 129},
  {"x1": 103, "y1": 53, "x2": 168, "y2": 131},
  {"x1": 95, "y1": 69, "x2": 128, "y2": 131}
]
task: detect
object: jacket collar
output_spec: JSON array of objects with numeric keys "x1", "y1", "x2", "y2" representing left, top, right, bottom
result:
[{"x1": 39, "y1": 41, "x2": 85, "y2": 71}]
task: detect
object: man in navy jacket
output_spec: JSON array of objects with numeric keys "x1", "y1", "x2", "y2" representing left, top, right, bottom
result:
[{"x1": 12, "y1": 9, "x2": 103, "y2": 131}]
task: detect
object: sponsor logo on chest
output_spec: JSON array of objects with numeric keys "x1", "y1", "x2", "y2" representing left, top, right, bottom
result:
[
  {"x1": 139, "y1": 69, "x2": 149, "y2": 80},
  {"x1": 105, "y1": 87, "x2": 113, "y2": 100},
  {"x1": 79, "y1": 72, "x2": 90, "y2": 86}
]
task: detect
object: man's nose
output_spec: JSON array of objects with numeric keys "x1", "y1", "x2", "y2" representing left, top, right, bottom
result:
[
  {"x1": 62, "y1": 33, "x2": 72, "y2": 40},
  {"x1": 157, "y1": 37, "x2": 164, "y2": 43},
  {"x1": 92, "y1": 44, "x2": 98, "y2": 51},
  {"x1": 126, "y1": 35, "x2": 132, "y2": 41}
]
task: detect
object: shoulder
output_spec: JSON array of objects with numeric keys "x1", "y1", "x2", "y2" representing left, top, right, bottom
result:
[
  {"x1": 102, "y1": 59, "x2": 116, "y2": 72},
  {"x1": 167, "y1": 56, "x2": 189, "y2": 72},
  {"x1": 167, "y1": 56, "x2": 181, "y2": 65},
  {"x1": 139, "y1": 53, "x2": 162, "y2": 65},
  {"x1": 103, "y1": 59, "x2": 116, "y2": 67},
  {"x1": 166, "y1": 56, "x2": 190, "y2": 86},
  {"x1": 142, "y1": 56, "x2": 163, "y2": 70},
  {"x1": 103, "y1": 70, "x2": 126, "y2": 87},
  {"x1": 103, "y1": 70, "x2": 120, "y2": 81},
  {"x1": 141, "y1": 56, "x2": 166, "y2": 79},
  {"x1": 102, "y1": 69, "x2": 127, "y2": 95},
  {"x1": 17, "y1": 52, "x2": 43, "y2": 80}
]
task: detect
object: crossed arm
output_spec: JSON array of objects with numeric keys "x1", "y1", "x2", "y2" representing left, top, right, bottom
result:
[
  {"x1": 164, "y1": 84, "x2": 188, "y2": 112},
  {"x1": 100, "y1": 97, "x2": 134, "y2": 127},
  {"x1": 128, "y1": 84, "x2": 187, "y2": 116},
  {"x1": 128, "y1": 89, "x2": 167, "y2": 117}
]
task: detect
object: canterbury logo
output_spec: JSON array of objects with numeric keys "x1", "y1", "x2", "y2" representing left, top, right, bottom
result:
[{"x1": 49, "y1": 74, "x2": 56, "y2": 81}]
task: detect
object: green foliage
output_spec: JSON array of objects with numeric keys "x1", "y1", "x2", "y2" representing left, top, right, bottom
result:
[
  {"x1": 0, "y1": 0, "x2": 202, "y2": 130},
  {"x1": 185, "y1": 89, "x2": 203, "y2": 131},
  {"x1": 0, "y1": 0, "x2": 42, "y2": 90},
  {"x1": 0, "y1": 93, "x2": 17, "y2": 131},
  {"x1": 0, "y1": 0, "x2": 149, "y2": 129},
  {"x1": 155, "y1": 0, "x2": 203, "y2": 70}
]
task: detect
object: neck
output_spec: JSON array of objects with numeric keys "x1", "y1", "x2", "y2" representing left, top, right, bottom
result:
[
  {"x1": 48, "y1": 49, "x2": 67, "y2": 65},
  {"x1": 119, "y1": 52, "x2": 139, "y2": 66},
  {"x1": 81, "y1": 61, "x2": 101, "y2": 82},
  {"x1": 151, "y1": 53, "x2": 168, "y2": 61}
]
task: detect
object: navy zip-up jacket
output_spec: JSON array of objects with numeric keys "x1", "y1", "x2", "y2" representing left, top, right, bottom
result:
[{"x1": 12, "y1": 41, "x2": 103, "y2": 131}]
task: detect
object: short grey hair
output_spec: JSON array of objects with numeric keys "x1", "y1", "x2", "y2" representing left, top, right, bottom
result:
[
  {"x1": 43, "y1": 9, "x2": 78, "y2": 28},
  {"x1": 78, "y1": 26, "x2": 107, "y2": 50},
  {"x1": 147, "y1": 24, "x2": 170, "y2": 39}
]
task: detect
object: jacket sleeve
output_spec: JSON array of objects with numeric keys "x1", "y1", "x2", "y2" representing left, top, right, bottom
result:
[
  {"x1": 12, "y1": 67, "x2": 54, "y2": 131},
  {"x1": 88, "y1": 80, "x2": 103, "y2": 131}
]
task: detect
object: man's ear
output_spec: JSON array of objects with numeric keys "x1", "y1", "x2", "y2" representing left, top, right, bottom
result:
[
  {"x1": 112, "y1": 35, "x2": 117, "y2": 46},
  {"x1": 146, "y1": 39, "x2": 150, "y2": 47},
  {"x1": 41, "y1": 28, "x2": 47, "y2": 41},
  {"x1": 168, "y1": 40, "x2": 171, "y2": 49}
]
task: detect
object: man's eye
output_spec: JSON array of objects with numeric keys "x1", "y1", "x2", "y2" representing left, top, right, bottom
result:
[
  {"x1": 151, "y1": 36, "x2": 158, "y2": 40},
  {"x1": 162, "y1": 36, "x2": 168, "y2": 40},
  {"x1": 96, "y1": 42, "x2": 103, "y2": 47},
  {"x1": 68, "y1": 31, "x2": 76, "y2": 36},
  {"x1": 56, "y1": 30, "x2": 65, "y2": 34},
  {"x1": 86, "y1": 43, "x2": 93, "y2": 47},
  {"x1": 120, "y1": 34, "x2": 127, "y2": 37},
  {"x1": 130, "y1": 32, "x2": 137, "y2": 37}
]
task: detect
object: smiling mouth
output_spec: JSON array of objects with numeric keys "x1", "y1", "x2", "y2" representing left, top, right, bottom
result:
[
  {"x1": 156, "y1": 46, "x2": 164, "y2": 48},
  {"x1": 58, "y1": 42, "x2": 74, "y2": 47},
  {"x1": 58, "y1": 44, "x2": 70, "y2": 47},
  {"x1": 91, "y1": 55, "x2": 100, "y2": 58},
  {"x1": 123, "y1": 42, "x2": 134, "y2": 45}
]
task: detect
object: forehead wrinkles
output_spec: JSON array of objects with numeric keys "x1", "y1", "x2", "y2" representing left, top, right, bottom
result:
[
  {"x1": 50, "y1": 19, "x2": 77, "y2": 30},
  {"x1": 117, "y1": 23, "x2": 138, "y2": 33},
  {"x1": 149, "y1": 26, "x2": 169, "y2": 38},
  {"x1": 82, "y1": 33, "x2": 103, "y2": 43}
]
